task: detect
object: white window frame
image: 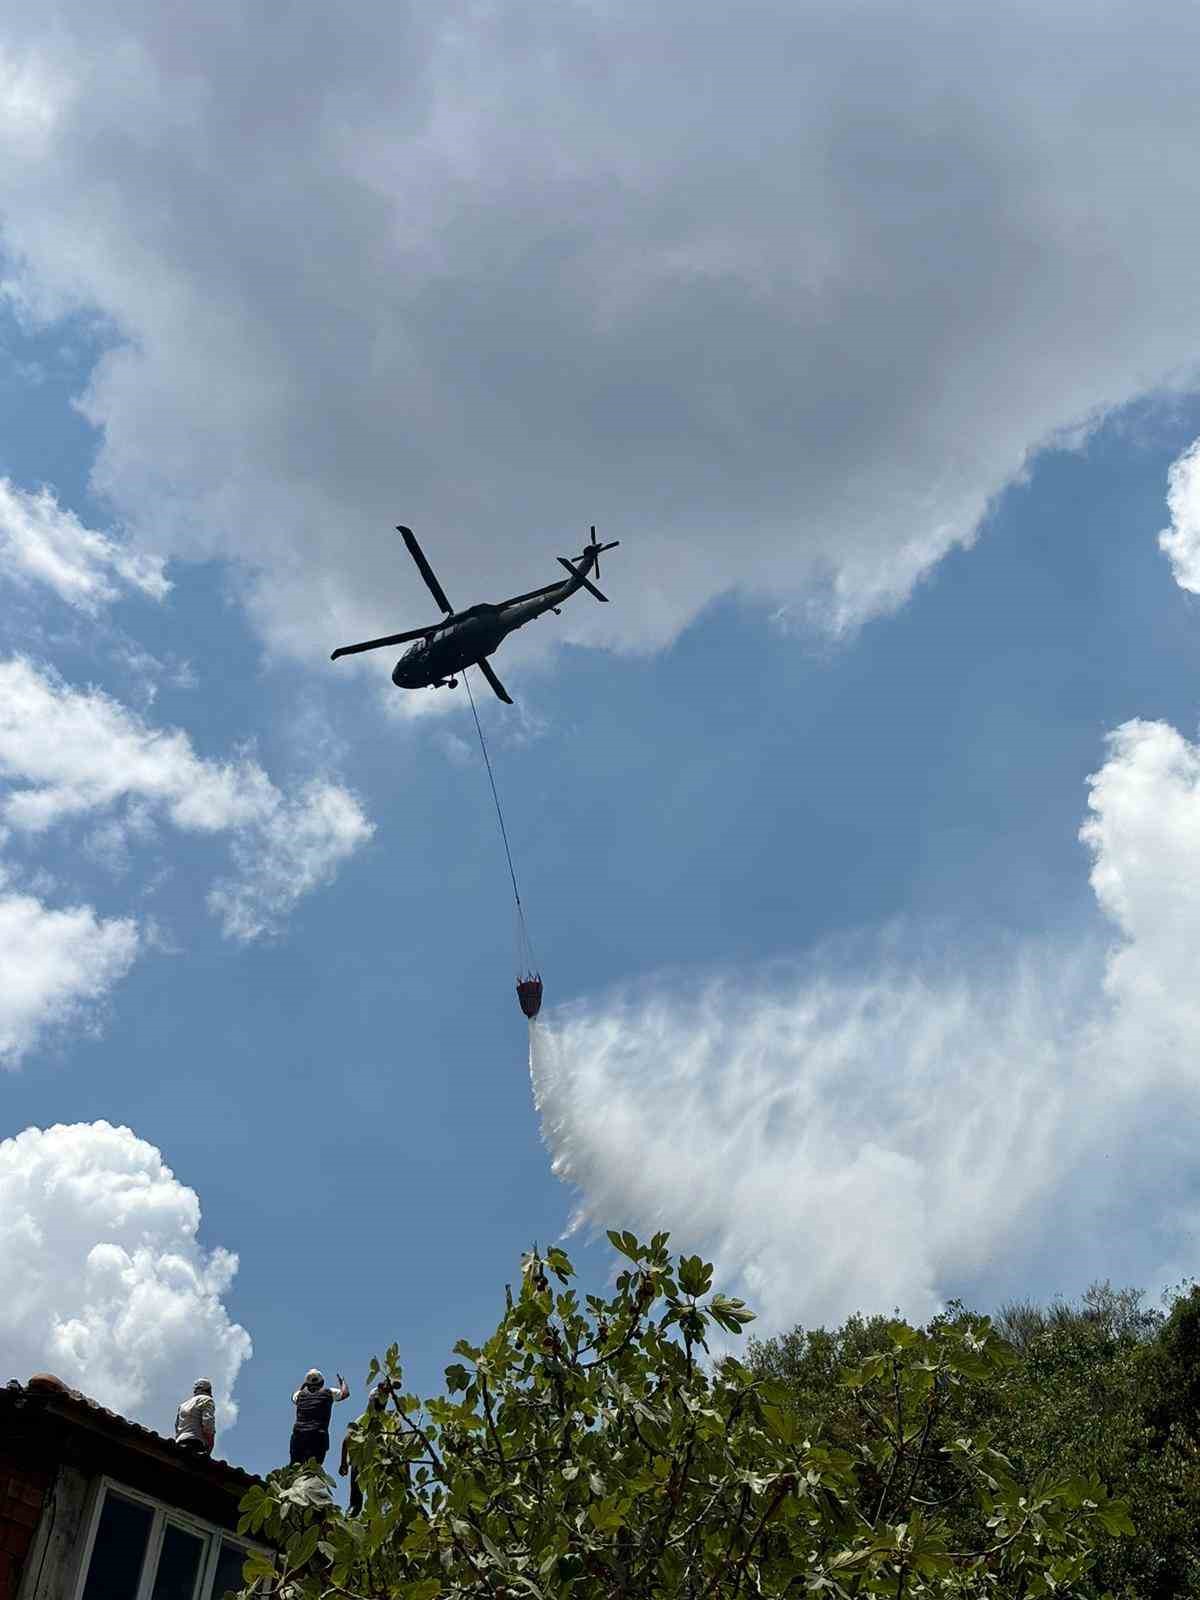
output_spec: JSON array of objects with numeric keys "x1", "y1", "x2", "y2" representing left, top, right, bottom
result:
[{"x1": 71, "y1": 1475, "x2": 268, "y2": 1600}]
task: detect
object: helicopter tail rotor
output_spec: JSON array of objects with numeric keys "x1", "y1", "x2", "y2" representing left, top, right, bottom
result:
[
  {"x1": 560, "y1": 526, "x2": 619, "y2": 590},
  {"x1": 584, "y1": 524, "x2": 619, "y2": 583}
]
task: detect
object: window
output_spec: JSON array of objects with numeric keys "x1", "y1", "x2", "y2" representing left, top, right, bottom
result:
[
  {"x1": 79, "y1": 1493, "x2": 154, "y2": 1600},
  {"x1": 74, "y1": 1482, "x2": 264, "y2": 1600}
]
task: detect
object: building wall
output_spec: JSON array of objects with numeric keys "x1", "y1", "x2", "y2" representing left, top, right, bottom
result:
[
  {"x1": 0, "y1": 1382, "x2": 264, "y2": 1600},
  {"x1": 0, "y1": 1447, "x2": 51, "y2": 1600},
  {"x1": 15, "y1": 1467, "x2": 92, "y2": 1600}
]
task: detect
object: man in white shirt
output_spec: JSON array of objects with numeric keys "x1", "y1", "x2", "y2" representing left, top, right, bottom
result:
[{"x1": 175, "y1": 1379, "x2": 216, "y2": 1456}]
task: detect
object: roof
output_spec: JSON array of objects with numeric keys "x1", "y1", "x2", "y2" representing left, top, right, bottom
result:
[{"x1": 2, "y1": 1374, "x2": 260, "y2": 1496}]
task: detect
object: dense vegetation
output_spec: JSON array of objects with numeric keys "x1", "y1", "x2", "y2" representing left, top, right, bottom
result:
[
  {"x1": 235, "y1": 1231, "x2": 1200, "y2": 1598},
  {"x1": 747, "y1": 1279, "x2": 1200, "y2": 1598}
]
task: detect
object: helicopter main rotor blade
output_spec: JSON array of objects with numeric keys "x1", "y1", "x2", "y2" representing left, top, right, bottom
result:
[
  {"x1": 476, "y1": 656, "x2": 514, "y2": 705},
  {"x1": 397, "y1": 525, "x2": 453, "y2": 616},
  {"x1": 331, "y1": 625, "x2": 435, "y2": 660}
]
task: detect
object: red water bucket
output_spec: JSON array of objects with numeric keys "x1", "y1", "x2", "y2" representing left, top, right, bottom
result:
[{"x1": 516, "y1": 975, "x2": 543, "y2": 1019}]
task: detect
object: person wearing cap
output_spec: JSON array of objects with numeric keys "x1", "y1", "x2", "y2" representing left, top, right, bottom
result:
[
  {"x1": 289, "y1": 1368, "x2": 349, "y2": 1467},
  {"x1": 339, "y1": 1381, "x2": 391, "y2": 1515},
  {"x1": 175, "y1": 1379, "x2": 216, "y2": 1456}
]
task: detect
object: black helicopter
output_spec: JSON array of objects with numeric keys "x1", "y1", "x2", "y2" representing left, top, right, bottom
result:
[{"x1": 330, "y1": 524, "x2": 619, "y2": 704}]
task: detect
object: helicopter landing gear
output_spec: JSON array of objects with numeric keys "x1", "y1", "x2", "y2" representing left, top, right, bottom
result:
[{"x1": 448, "y1": 678, "x2": 458, "y2": 688}]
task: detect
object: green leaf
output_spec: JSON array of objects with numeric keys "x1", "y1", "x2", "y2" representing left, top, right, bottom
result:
[
  {"x1": 761, "y1": 1403, "x2": 797, "y2": 1444},
  {"x1": 607, "y1": 1229, "x2": 642, "y2": 1261},
  {"x1": 400, "y1": 1582, "x2": 442, "y2": 1600},
  {"x1": 710, "y1": 1294, "x2": 755, "y2": 1329},
  {"x1": 402, "y1": 1521, "x2": 432, "y2": 1553},
  {"x1": 281, "y1": 1473, "x2": 333, "y2": 1510},
  {"x1": 1097, "y1": 1503, "x2": 1136, "y2": 1538},
  {"x1": 884, "y1": 1320, "x2": 917, "y2": 1349},
  {"x1": 241, "y1": 1551, "x2": 276, "y2": 1584},
  {"x1": 588, "y1": 1496, "x2": 626, "y2": 1531},
  {"x1": 546, "y1": 1246, "x2": 575, "y2": 1281},
  {"x1": 677, "y1": 1255, "x2": 714, "y2": 1297},
  {"x1": 286, "y1": 1524, "x2": 321, "y2": 1569}
]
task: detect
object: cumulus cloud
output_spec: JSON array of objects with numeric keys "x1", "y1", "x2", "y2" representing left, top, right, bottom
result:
[
  {"x1": 2, "y1": 0, "x2": 1200, "y2": 681},
  {"x1": 1159, "y1": 440, "x2": 1200, "y2": 595},
  {"x1": 0, "y1": 657, "x2": 373, "y2": 938},
  {"x1": 0, "y1": 886, "x2": 138, "y2": 1065},
  {"x1": 0, "y1": 478, "x2": 168, "y2": 610},
  {"x1": 0, "y1": 1121, "x2": 251, "y2": 1433},
  {"x1": 1082, "y1": 718, "x2": 1200, "y2": 1062},
  {"x1": 532, "y1": 709, "x2": 1200, "y2": 1333}
]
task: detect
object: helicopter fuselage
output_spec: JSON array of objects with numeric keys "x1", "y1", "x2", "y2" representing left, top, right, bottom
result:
[{"x1": 390, "y1": 585, "x2": 567, "y2": 689}]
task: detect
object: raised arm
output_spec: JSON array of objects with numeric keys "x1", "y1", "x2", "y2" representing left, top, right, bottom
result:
[{"x1": 333, "y1": 1372, "x2": 350, "y2": 1402}]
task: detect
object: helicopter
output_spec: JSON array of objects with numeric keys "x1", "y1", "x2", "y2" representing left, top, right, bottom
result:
[{"x1": 330, "y1": 524, "x2": 620, "y2": 704}]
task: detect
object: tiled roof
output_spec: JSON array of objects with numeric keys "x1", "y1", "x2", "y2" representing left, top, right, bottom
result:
[{"x1": 3, "y1": 1375, "x2": 260, "y2": 1493}]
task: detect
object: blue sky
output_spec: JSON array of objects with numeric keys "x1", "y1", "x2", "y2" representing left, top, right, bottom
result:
[{"x1": 5, "y1": 0, "x2": 1200, "y2": 1485}]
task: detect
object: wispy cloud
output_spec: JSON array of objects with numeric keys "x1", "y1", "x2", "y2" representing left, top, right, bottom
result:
[
  {"x1": 0, "y1": 883, "x2": 138, "y2": 1065},
  {"x1": 0, "y1": 657, "x2": 373, "y2": 940},
  {"x1": 0, "y1": 478, "x2": 168, "y2": 611},
  {"x1": 208, "y1": 779, "x2": 375, "y2": 941}
]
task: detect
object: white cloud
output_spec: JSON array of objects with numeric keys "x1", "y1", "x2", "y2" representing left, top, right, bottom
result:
[
  {"x1": 1, "y1": 0, "x2": 1200, "y2": 681},
  {"x1": 532, "y1": 709, "x2": 1200, "y2": 1333},
  {"x1": 1081, "y1": 718, "x2": 1200, "y2": 1063},
  {"x1": 0, "y1": 887, "x2": 138, "y2": 1065},
  {"x1": 0, "y1": 478, "x2": 169, "y2": 611},
  {"x1": 1159, "y1": 440, "x2": 1200, "y2": 596},
  {"x1": 0, "y1": 657, "x2": 373, "y2": 938},
  {"x1": 0, "y1": 1121, "x2": 251, "y2": 1436},
  {"x1": 208, "y1": 778, "x2": 375, "y2": 941}
]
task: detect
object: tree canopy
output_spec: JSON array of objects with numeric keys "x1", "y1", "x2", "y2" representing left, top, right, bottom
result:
[
  {"x1": 238, "y1": 1231, "x2": 1135, "y2": 1599},
  {"x1": 748, "y1": 1279, "x2": 1200, "y2": 1598}
]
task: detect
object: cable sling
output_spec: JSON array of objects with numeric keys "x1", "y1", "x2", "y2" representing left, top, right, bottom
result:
[{"x1": 463, "y1": 668, "x2": 542, "y2": 1015}]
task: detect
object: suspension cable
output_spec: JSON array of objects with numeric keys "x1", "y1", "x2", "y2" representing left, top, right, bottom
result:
[{"x1": 463, "y1": 668, "x2": 523, "y2": 914}]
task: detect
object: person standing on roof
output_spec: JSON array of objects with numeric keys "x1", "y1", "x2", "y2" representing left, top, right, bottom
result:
[
  {"x1": 290, "y1": 1368, "x2": 349, "y2": 1467},
  {"x1": 174, "y1": 1379, "x2": 216, "y2": 1456}
]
